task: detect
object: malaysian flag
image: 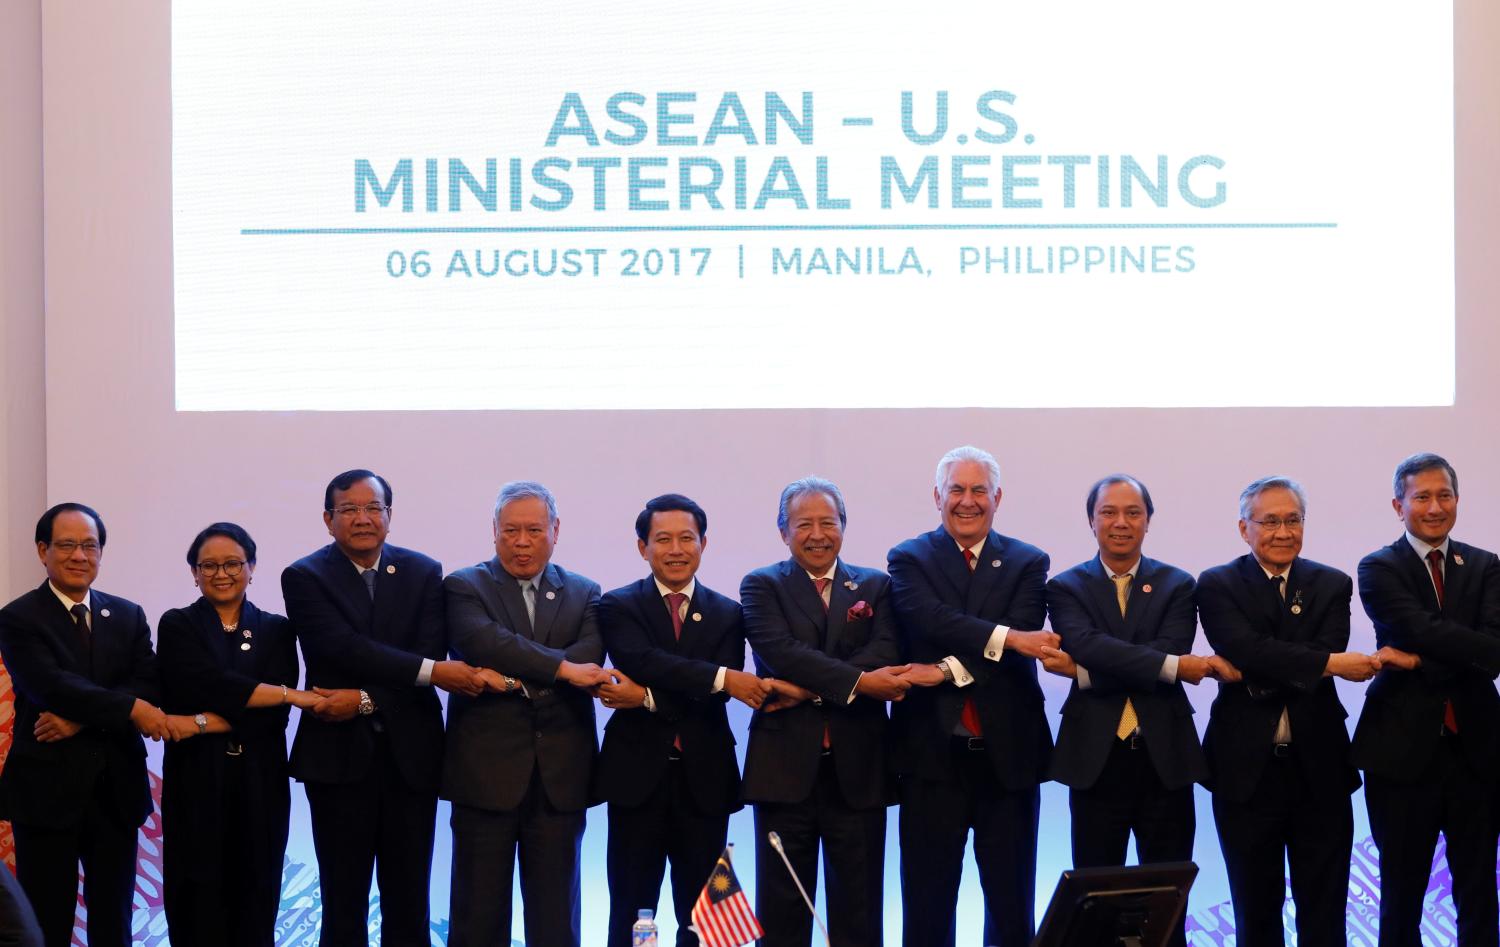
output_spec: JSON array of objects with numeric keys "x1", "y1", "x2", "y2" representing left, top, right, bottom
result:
[{"x1": 690, "y1": 846, "x2": 763, "y2": 947}]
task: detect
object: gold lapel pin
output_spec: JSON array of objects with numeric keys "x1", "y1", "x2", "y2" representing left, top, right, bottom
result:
[
  {"x1": 385, "y1": 564, "x2": 396, "y2": 574},
  {"x1": 692, "y1": 612, "x2": 702, "y2": 622}
]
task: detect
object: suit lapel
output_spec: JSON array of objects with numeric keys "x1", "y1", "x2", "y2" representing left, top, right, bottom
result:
[
  {"x1": 929, "y1": 528, "x2": 973, "y2": 602},
  {"x1": 824, "y1": 562, "x2": 855, "y2": 654},
  {"x1": 1440, "y1": 540, "x2": 1469, "y2": 615},
  {"x1": 488, "y1": 557, "x2": 534, "y2": 639},
  {"x1": 644, "y1": 579, "x2": 682, "y2": 652},
  {"x1": 1084, "y1": 557, "x2": 1128, "y2": 638},
  {"x1": 1122, "y1": 559, "x2": 1153, "y2": 639},
  {"x1": 532, "y1": 563, "x2": 563, "y2": 646},
  {"x1": 965, "y1": 531, "x2": 1003, "y2": 614},
  {"x1": 1234, "y1": 555, "x2": 1284, "y2": 634},
  {"x1": 39, "y1": 583, "x2": 89, "y2": 670},
  {"x1": 783, "y1": 559, "x2": 829, "y2": 632},
  {"x1": 323, "y1": 545, "x2": 375, "y2": 633},
  {"x1": 1393, "y1": 538, "x2": 1442, "y2": 612}
]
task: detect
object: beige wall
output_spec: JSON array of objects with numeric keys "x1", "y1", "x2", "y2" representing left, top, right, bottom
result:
[{"x1": 0, "y1": 0, "x2": 45, "y2": 600}]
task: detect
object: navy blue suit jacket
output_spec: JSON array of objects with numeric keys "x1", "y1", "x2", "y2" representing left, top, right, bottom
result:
[
  {"x1": 1046, "y1": 555, "x2": 1206, "y2": 791},
  {"x1": 887, "y1": 526, "x2": 1052, "y2": 789},
  {"x1": 1197, "y1": 555, "x2": 1359, "y2": 802},
  {"x1": 740, "y1": 559, "x2": 901, "y2": 809},
  {"x1": 1351, "y1": 536, "x2": 1500, "y2": 782},
  {"x1": 595, "y1": 577, "x2": 744, "y2": 813},
  {"x1": 282, "y1": 543, "x2": 446, "y2": 793},
  {"x1": 0, "y1": 582, "x2": 159, "y2": 830}
]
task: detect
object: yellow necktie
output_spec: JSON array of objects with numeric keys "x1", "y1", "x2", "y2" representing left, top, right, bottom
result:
[{"x1": 1111, "y1": 574, "x2": 1139, "y2": 740}]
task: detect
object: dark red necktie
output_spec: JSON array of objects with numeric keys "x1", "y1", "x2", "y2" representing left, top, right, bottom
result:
[
  {"x1": 666, "y1": 592, "x2": 688, "y2": 749},
  {"x1": 666, "y1": 592, "x2": 686, "y2": 640},
  {"x1": 1428, "y1": 550, "x2": 1459, "y2": 733},
  {"x1": 960, "y1": 548, "x2": 984, "y2": 737},
  {"x1": 814, "y1": 577, "x2": 832, "y2": 748}
]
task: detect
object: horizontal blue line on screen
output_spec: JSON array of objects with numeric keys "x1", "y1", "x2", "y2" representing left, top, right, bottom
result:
[{"x1": 241, "y1": 222, "x2": 1338, "y2": 235}]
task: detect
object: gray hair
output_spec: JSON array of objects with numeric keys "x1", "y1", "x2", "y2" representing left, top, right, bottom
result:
[
  {"x1": 1392, "y1": 452, "x2": 1458, "y2": 499},
  {"x1": 935, "y1": 445, "x2": 1001, "y2": 493},
  {"x1": 776, "y1": 477, "x2": 847, "y2": 534},
  {"x1": 493, "y1": 480, "x2": 559, "y2": 525},
  {"x1": 1238, "y1": 476, "x2": 1307, "y2": 520}
]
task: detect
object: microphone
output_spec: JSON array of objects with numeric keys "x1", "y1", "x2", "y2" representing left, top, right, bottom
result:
[{"x1": 767, "y1": 831, "x2": 832, "y2": 947}]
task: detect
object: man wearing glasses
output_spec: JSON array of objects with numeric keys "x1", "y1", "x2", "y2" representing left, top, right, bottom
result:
[
  {"x1": 282, "y1": 469, "x2": 486, "y2": 947},
  {"x1": 0, "y1": 502, "x2": 168, "y2": 947},
  {"x1": 1195, "y1": 476, "x2": 1377, "y2": 947},
  {"x1": 1351, "y1": 453, "x2": 1500, "y2": 947}
]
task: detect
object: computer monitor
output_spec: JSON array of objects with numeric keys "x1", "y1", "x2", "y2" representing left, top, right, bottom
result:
[{"x1": 1032, "y1": 862, "x2": 1199, "y2": 947}]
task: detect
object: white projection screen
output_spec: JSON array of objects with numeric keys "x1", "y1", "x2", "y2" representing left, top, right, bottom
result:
[
  {"x1": 171, "y1": 3, "x2": 1454, "y2": 411},
  {"x1": 21, "y1": 1, "x2": 1500, "y2": 944}
]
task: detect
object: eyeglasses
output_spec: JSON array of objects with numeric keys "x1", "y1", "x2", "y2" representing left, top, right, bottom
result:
[
  {"x1": 197, "y1": 560, "x2": 247, "y2": 577},
  {"x1": 328, "y1": 504, "x2": 390, "y2": 518},
  {"x1": 50, "y1": 540, "x2": 101, "y2": 557},
  {"x1": 1247, "y1": 514, "x2": 1305, "y2": 531}
]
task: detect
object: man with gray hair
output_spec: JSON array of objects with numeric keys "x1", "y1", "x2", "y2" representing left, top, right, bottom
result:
[
  {"x1": 442, "y1": 480, "x2": 612, "y2": 947},
  {"x1": 1351, "y1": 452, "x2": 1500, "y2": 947},
  {"x1": 886, "y1": 445, "x2": 1058, "y2": 947},
  {"x1": 740, "y1": 476, "x2": 908, "y2": 946},
  {"x1": 1196, "y1": 475, "x2": 1375, "y2": 947}
]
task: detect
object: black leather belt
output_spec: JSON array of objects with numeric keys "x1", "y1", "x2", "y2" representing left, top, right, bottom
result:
[{"x1": 952, "y1": 735, "x2": 986, "y2": 751}]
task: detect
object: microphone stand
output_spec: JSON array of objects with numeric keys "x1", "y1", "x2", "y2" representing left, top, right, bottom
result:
[{"x1": 767, "y1": 831, "x2": 831, "y2": 947}]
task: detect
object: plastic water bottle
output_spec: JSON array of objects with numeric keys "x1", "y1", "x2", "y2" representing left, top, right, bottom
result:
[{"x1": 631, "y1": 908, "x2": 659, "y2": 946}]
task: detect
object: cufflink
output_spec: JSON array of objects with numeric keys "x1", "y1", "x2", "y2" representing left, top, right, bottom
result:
[{"x1": 987, "y1": 650, "x2": 998, "y2": 658}]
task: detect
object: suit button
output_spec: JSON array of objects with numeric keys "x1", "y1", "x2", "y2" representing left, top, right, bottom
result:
[{"x1": 535, "y1": 731, "x2": 543, "y2": 739}]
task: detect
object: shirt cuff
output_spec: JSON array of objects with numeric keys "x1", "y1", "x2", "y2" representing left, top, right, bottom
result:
[
  {"x1": 844, "y1": 672, "x2": 861, "y2": 705},
  {"x1": 415, "y1": 658, "x2": 435, "y2": 686},
  {"x1": 983, "y1": 625, "x2": 1009, "y2": 661},
  {"x1": 1159, "y1": 654, "x2": 1179, "y2": 684},
  {"x1": 1077, "y1": 666, "x2": 1092, "y2": 689},
  {"x1": 643, "y1": 687, "x2": 657, "y2": 713},
  {"x1": 712, "y1": 666, "x2": 726, "y2": 693},
  {"x1": 946, "y1": 656, "x2": 976, "y2": 687}
]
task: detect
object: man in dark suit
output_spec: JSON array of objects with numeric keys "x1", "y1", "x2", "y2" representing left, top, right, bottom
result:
[
  {"x1": 595, "y1": 494, "x2": 764, "y2": 947},
  {"x1": 1040, "y1": 475, "x2": 1223, "y2": 947},
  {"x1": 442, "y1": 480, "x2": 613, "y2": 947},
  {"x1": 0, "y1": 502, "x2": 168, "y2": 947},
  {"x1": 1197, "y1": 475, "x2": 1377, "y2": 947},
  {"x1": 1351, "y1": 452, "x2": 1500, "y2": 947},
  {"x1": 281, "y1": 469, "x2": 486, "y2": 947},
  {"x1": 886, "y1": 445, "x2": 1058, "y2": 947},
  {"x1": 741, "y1": 477, "x2": 909, "y2": 947}
]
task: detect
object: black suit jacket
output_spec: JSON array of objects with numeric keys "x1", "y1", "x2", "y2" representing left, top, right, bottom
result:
[
  {"x1": 0, "y1": 582, "x2": 159, "y2": 830},
  {"x1": 594, "y1": 577, "x2": 744, "y2": 813},
  {"x1": 442, "y1": 558, "x2": 603, "y2": 813},
  {"x1": 1197, "y1": 555, "x2": 1360, "y2": 802},
  {"x1": 739, "y1": 559, "x2": 902, "y2": 809},
  {"x1": 282, "y1": 543, "x2": 446, "y2": 793},
  {"x1": 1046, "y1": 556, "x2": 1207, "y2": 791},
  {"x1": 1351, "y1": 536, "x2": 1500, "y2": 782},
  {"x1": 887, "y1": 527, "x2": 1052, "y2": 789}
]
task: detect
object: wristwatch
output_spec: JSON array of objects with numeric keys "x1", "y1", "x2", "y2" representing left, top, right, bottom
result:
[
  {"x1": 357, "y1": 689, "x2": 375, "y2": 716},
  {"x1": 936, "y1": 659, "x2": 956, "y2": 684},
  {"x1": 193, "y1": 713, "x2": 208, "y2": 735}
]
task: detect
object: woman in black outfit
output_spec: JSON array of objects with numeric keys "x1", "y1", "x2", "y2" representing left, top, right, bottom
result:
[{"x1": 157, "y1": 522, "x2": 319, "y2": 947}]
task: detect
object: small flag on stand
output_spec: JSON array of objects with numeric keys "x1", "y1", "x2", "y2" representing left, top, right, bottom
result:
[{"x1": 689, "y1": 845, "x2": 763, "y2": 947}]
